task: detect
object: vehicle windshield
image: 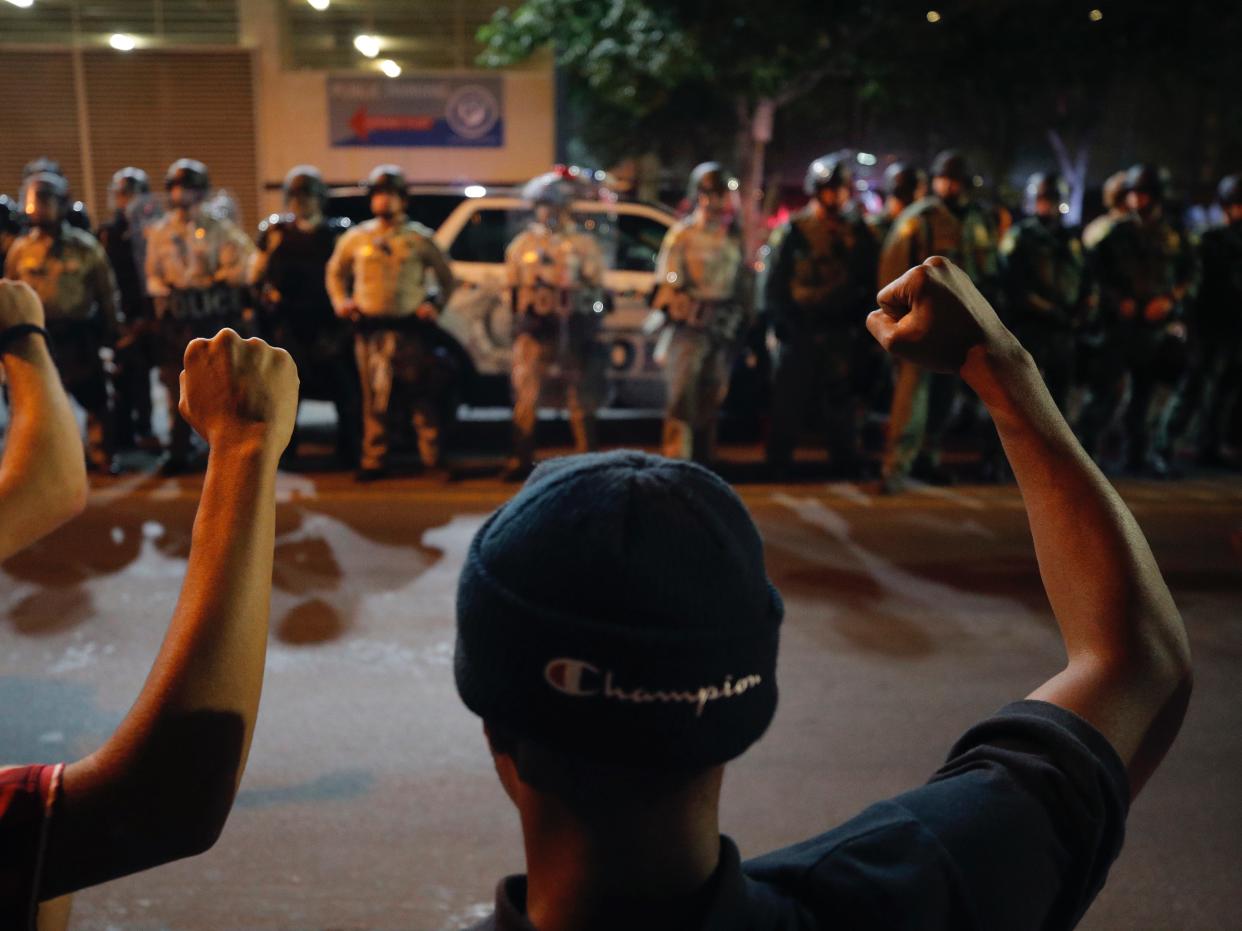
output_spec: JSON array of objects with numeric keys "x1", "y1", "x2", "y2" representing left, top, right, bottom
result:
[{"x1": 447, "y1": 206, "x2": 669, "y2": 273}]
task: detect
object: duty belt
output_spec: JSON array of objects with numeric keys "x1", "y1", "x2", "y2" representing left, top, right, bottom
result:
[
  {"x1": 665, "y1": 292, "x2": 746, "y2": 341},
  {"x1": 168, "y1": 285, "x2": 243, "y2": 321}
]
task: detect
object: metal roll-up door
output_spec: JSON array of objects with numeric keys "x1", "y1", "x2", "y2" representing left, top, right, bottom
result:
[
  {"x1": 84, "y1": 50, "x2": 259, "y2": 229},
  {"x1": 0, "y1": 51, "x2": 84, "y2": 200}
]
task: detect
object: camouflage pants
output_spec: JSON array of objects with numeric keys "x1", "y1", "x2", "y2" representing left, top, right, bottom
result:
[
  {"x1": 880, "y1": 361, "x2": 956, "y2": 481},
  {"x1": 662, "y1": 327, "x2": 731, "y2": 463},
  {"x1": 354, "y1": 327, "x2": 440, "y2": 471},
  {"x1": 510, "y1": 328, "x2": 605, "y2": 467}
]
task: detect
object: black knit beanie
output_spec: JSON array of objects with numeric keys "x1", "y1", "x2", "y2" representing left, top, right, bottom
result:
[{"x1": 454, "y1": 451, "x2": 783, "y2": 771}]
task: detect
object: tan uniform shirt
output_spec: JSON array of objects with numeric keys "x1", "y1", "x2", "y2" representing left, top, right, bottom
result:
[
  {"x1": 326, "y1": 218, "x2": 456, "y2": 318},
  {"x1": 144, "y1": 210, "x2": 254, "y2": 298},
  {"x1": 655, "y1": 212, "x2": 745, "y2": 302}
]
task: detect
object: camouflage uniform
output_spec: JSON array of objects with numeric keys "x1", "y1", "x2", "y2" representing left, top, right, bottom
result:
[
  {"x1": 1089, "y1": 214, "x2": 1197, "y2": 471},
  {"x1": 145, "y1": 209, "x2": 255, "y2": 464},
  {"x1": 764, "y1": 204, "x2": 878, "y2": 474},
  {"x1": 505, "y1": 221, "x2": 608, "y2": 468},
  {"x1": 999, "y1": 217, "x2": 1089, "y2": 413},
  {"x1": 5, "y1": 223, "x2": 120, "y2": 469},
  {"x1": 653, "y1": 210, "x2": 752, "y2": 462},
  {"x1": 878, "y1": 195, "x2": 1000, "y2": 482},
  {"x1": 326, "y1": 218, "x2": 456, "y2": 471}
]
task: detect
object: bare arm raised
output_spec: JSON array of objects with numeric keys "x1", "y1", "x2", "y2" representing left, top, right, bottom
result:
[
  {"x1": 0, "y1": 281, "x2": 88, "y2": 560},
  {"x1": 866, "y1": 256, "x2": 1191, "y2": 799},
  {"x1": 39, "y1": 328, "x2": 298, "y2": 897}
]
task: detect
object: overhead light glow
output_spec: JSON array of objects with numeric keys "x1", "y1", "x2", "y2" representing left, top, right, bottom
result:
[
  {"x1": 1088, "y1": 8, "x2": 1103, "y2": 21},
  {"x1": 354, "y1": 34, "x2": 380, "y2": 58},
  {"x1": 464, "y1": 185, "x2": 487, "y2": 198},
  {"x1": 926, "y1": 10, "x2": 941, "y2": 23},
  {"x1": 5, "y1": 0, "x2": 35, "y2": 8},
  {"x1": 856, "y1": 152, "x2": 877, "y2": 166},
  {"x1": 109, "y1": 33, "x2": 136, "y2": 51},
  {"x1": 307, "y1": 0, "x2": 330, "y2": 9},
  {"x1": 379, "y1": 58, "x2": 401, "y2": 78}
]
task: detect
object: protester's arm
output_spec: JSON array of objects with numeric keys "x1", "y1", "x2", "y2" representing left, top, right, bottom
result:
[
  {"x1": 867, "y1": 257, "x2": 1191, "y2": 798},
  {"x1": 0, "y1": 281, "x2": 88, "y2": 561},
  {"x1": 38, "y1": 328, "x2": 298, "y2": 898}
]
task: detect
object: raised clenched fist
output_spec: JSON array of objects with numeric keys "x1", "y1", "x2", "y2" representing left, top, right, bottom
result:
[
  {"x1": 178, "y1": 328, "x2": 299, "y2": 454},
  {"x1": 866, "y1": 256, "x2": 1017, "y2": 374},
  {"x1": 0, "y1": 280, "x2": 46, "y2": 330}
]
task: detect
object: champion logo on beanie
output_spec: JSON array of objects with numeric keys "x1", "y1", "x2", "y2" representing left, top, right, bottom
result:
[{"x1": 454, "y1": 451, "x2": 783, "y2": 770}]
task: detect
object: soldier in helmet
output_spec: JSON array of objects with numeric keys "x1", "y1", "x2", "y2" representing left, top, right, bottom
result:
[
  {"x1": 762, "y1": 152, "x2": 878, "y2": 478},
  {"x1": 1174, "y1": 173, "x2": 1242, "y2": 465},
  {"x1": 876, "y1": 149, "x2": 1002, "y2": 491},
  {"x1": 0, "y1": 194, "x2": 24, "y2": 268},
  {"x1": 5, "y1": 171, "x2": 121, "y2": 473},
  {"x1": 20, "y1": 157, "x2": 92, "y2": 233},
  {"x1": 1089, "y1": 164, "x2": 1197, "y2": 477},
  {"x1": 250, "y1": 165, "x2": 360, "y2": 466},
  {"x1": 650, "y1": 162, "x2": 752, "y2": 463},
  {"x1": 97, "y1": 167, "x2": 158, "y2": 450},
  {"x1": 501, "y1": 168, "x2": 608, "y2": 480},
  {"x1": 999, "y1": 172, "x2": 1091, "y2": 414},
  {"x1": 326, "y1": 164, "x2": 457, "y2": 481},
  {"x1": 145, "y1": 158, "x2": 256, "y2": 474},
  {"x1": 867, "y1": 162, "x2": 927, "y2": 246}
]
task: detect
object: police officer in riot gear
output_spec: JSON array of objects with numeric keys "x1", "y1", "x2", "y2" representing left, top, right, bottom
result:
[
  {"x1": 651, "y1": 162, "x2": 752, "y2": 463},
  {"x1": 877, "y1": 148, "x2": 1002, "y2": 491},
  {"x1": 1082, "y1": 170, "x2": 1129, "y2": 251},
  {"x1": 1090, "y1": 163, "x2": 1197, "y2": 477},
  {"x1": 763, "y1": 152, "x2": 878, "y2": 478},
  {"x1": 999, "y1": 172, "x2": 1091, "y2": 415},
  {"x1": 326, "y1": 164, "x2": 457, "y2": 481},
  {"x1": 98, "y1": 166, "x2": 157, "y2": 449},
  {"x1": 250, "y1": 165, "x2": 360, "y2": 466},
  {"x1": 1176, "y1": 173, "x2": 1242, "y2": 466},
  {"x1": 21, "y1": 158, "x2": 92, "y2": 232},
  {"x1": 5, "y1": 171, "x2": 121, "y2": 473},
  {"x1": 868, "y1": 162, "x2": 927, "y2": 246},
  {"x1": 145, "y1": 158, "x2": 255, "y2": 474},
  {"x1": 502, "y1": 168, "x2": 608, "y2": 480}
]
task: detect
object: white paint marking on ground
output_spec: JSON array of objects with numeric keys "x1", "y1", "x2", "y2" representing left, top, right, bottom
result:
[
  {"x1": 48, "y1": 642, "x2": 99, "y2": 674},
  {"x1": 905, "y1": 481, "x2": 987, "y2": 510},
  {"x1": 825, "y1": 482, "x2": 873, "y2": 507}
]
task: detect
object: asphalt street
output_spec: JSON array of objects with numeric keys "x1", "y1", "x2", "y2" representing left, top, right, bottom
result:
[{"x1": 2, "y1": 463, "x2": 1239, "y2": 930}]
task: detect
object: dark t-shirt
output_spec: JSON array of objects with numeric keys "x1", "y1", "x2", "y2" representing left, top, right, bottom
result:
[
  {"x1": 0, "y1": 763, "x2": 63, "y2": 930},
  {"x1": 469, "y1": 701, "x2": 1130, "y2": 931}
]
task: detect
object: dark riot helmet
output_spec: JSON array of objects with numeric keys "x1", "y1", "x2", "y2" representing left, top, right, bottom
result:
[
  {"x1": 803, "y1": 153, "x2": 852, "y2": 195},
  {"x1": 19, "y1": 172, "x2": 70, "y2": 226},
  {"x1": 111, "y1": 167, "x2": 151, "y2": 197},
  {"x1": 1125, "y1": 163, "x2": 1166, "y2": 200},
  {"x1": 365, "y1": 164, "x2": 408, "y2": 198},
  {"x1": 283, "y1": 165, "x2": 328, "y2": 202},
  {"x1": 522, "y1": 170, "x2": 578, "y2": 210},
  {"x1": 931, "y1": 149, "x2": 970, "y2": 183},
  {"x1": 1026, "y1": 171, "x2": 1069, "y2": 207},
  {"x1": 165, "y1": 158, "x2": 211, "y2": 192},
  {"x1": 884, "y1": 162, "x2": 926, "y2": 204},
  {"x1": 686, "y1": 161, "x2": 732, "y2": 202}
]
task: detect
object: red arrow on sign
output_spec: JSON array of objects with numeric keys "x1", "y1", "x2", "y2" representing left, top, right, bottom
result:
[{"x1": 350, "y1": 106, "x2": 436, "y2": 141}]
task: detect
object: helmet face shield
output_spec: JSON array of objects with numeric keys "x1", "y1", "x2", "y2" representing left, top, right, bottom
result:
[{"x1": 20, "y1": 175, "x2": 68, "y2": 228}]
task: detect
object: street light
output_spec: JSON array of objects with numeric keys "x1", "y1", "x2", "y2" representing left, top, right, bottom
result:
[
  {"x1": 379, "y1": 59, "x2": 401, "y2": 78},
  {"x1": 4, "y1": 0, "x2": 35, "y2": 8},
  {"x1": 354, "y1": 34, "x2": 380, "y2": 58},
  {"x1": 926, "y1": 10, "x2": 941, "y2": 23},
  {"x1": 109, "y1": 33, "x2": 136, "y2": 51},
  {"x1": 1089, "y1": 9, "x2": 1103, "y2": 21},
  {"x1": 307, "y1": 0, "x2": 330, "y2": 9}
]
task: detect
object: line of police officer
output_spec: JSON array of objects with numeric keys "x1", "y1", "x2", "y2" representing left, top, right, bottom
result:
[{"x1": 2, "y1": 152, "x2": 1240, "y2": 485}]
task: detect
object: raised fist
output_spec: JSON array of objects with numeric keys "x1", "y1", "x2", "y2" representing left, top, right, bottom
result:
[
  {"x1": 0, "y1": 280, "x2": 46, "y2": 330},
  {"x1": 178, "y1": 328, "x2": 298, "y2": 454},
  {"x1": 866, "y1": 256, "x2": 1016, "y2": 374}
]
